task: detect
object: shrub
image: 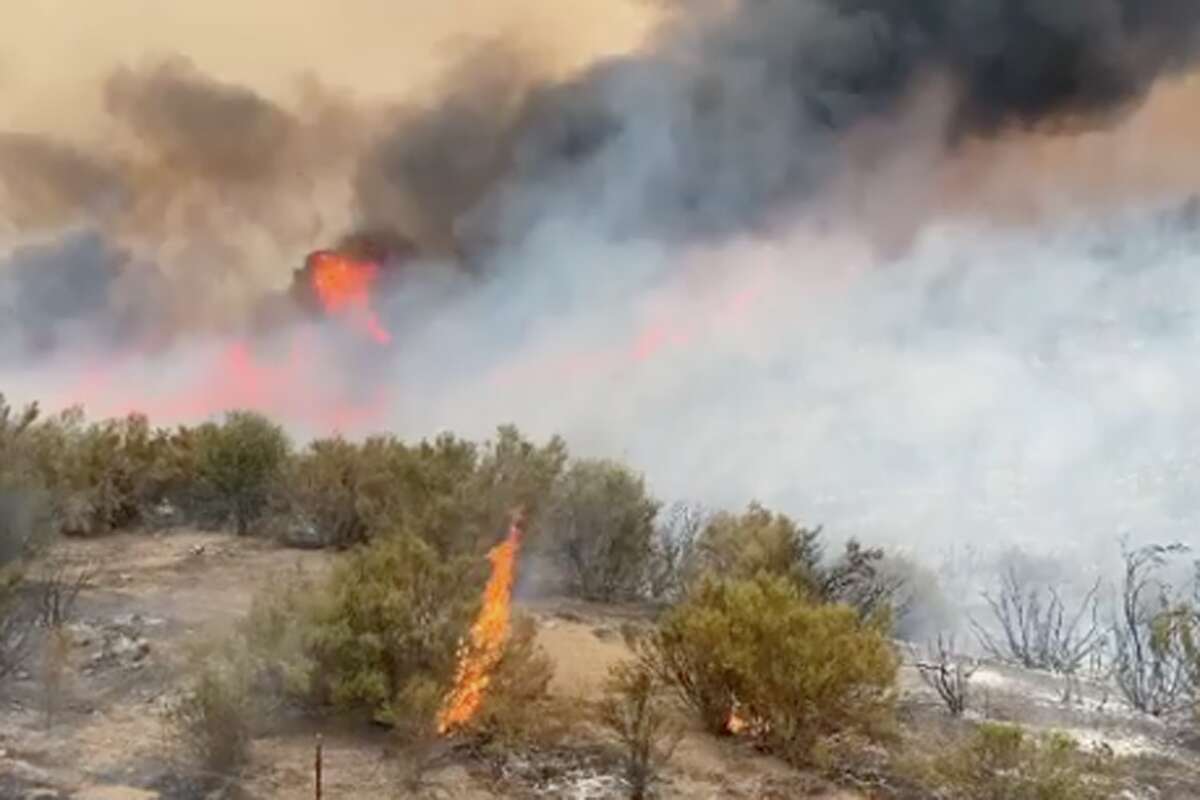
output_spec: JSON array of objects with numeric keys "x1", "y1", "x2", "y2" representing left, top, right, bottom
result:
[
  {"x1": 168, "y1": 659, "x2": 254, "y2": 774},
  {"x1": 693, "y1": 502, "x2": 823, "y2": 591},
  {"x1": 304, "y1": 532, "x2": 481, "y2": 730},
  {"x1": 465, "y1": 614, "x2": 556, "y2": 742},
  {"x1": 538, "y1": 459, "x2": 660, "y2": 602},
  {"x1": 282, "y1": 436, "x2": 370, "y2": 548},
  {"x1": 691, "y1": 503, "x2": 902, "y2": 623},
  {"x1": 0, "y1": 566, "x2": 34, "y2": 683},
  {"x1": 598, "y1": 661, "x2": 682, "y2": 800},
  {"x1": 1112, "y1": 542, "x2": 1194, "y2": 716},
  {"x1": 352, "y1": 433, "x2": 480, "y2": 554},
  {"x1": 0, "y1": 397, "x2": 54, "y2": 683},
  {"x1": 633, "y1": 575, "x2": 898, "y2": 764},
  {"x1": 646, "y1": 502, "x2": 705, "y2": 603},
  {"x1": 194, "y1": 411, "x2": 290, "y2": 536},
  {"x1": 916, "y1": 723, "x2": 1119, "y2": 799},
  {"x1": 469, "y1": 426, "x2": 566, "y2": 556}
]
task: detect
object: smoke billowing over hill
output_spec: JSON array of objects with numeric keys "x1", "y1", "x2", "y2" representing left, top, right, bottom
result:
[{"x1": 4, "y1": 0, "x2": 1200, "y2": 558}]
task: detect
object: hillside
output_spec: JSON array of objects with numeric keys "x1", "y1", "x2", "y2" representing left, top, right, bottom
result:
[{"x1": 2, "y1": 530, "x2": 1197, "y2": 799}]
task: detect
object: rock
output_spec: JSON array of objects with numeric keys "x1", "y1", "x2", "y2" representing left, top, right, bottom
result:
[{"x1": 280, "y1": 516, "x2": 325, "y2": 550}]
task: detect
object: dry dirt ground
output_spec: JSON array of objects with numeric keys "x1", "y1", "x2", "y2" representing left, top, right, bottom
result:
[{"x1": 0, "y1": 530, "x2": 1197, "y2": 799}]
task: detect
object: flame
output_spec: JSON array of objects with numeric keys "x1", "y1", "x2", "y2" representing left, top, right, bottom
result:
[
  {"x1": 308, "y1": 250, "x2": 392, "y2": 344},
  {"x1": 437, "y1": 513, "x2": 525, "y2": 734},
  {"x1": 726, "y1": 710, "x2": 749, "y2": 735}
]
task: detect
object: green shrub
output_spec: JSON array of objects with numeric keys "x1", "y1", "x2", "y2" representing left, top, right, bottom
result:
[
  {"x1": 233, "y1": 533, "x2": 554, "y2": 744},
  {"x1": 632, "y1": 575, "x2": 898, "y2": 764},
  {"x1": 194, "y1": 411, "x2": 290, "y2": 536},
  {"x1": 352, "y1": 433, "x2": 481, "y2": 554},
  {"x1": 538, "y1": 459, "x2": 659, "y2": 602},
  {"x1": 693, "y1": 503, "x2": 823, "y2": 590},
  {"x1": 304, "y1": 532, "x2": 481, "y2": 731},
  {"x1": 915, "y1": 723, "x2": 1120, "y2": 799},
  {"x1": 281, "y1": 436, "x2": 370, "y2": 548},
  {"x1": 691, "y1": 503, "x2": 901, "y2": 623}
]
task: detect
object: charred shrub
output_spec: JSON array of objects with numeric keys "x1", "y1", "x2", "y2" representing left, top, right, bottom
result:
[{"x1": 633, "y1": 574, "x2": 898, "y2": 764}]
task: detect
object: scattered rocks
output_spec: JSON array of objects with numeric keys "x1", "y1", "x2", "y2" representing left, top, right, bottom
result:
[
  {"x1": 278, "y1": 516, "x2": 325, "y2": 550},
  {"x1": 74, "y1": 617, "x2": 154, "y2": 674}
]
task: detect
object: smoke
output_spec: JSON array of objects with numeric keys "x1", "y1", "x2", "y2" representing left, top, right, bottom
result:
[{"x1": 3, "y1": 0, "x2": 1200, "y2": 569}]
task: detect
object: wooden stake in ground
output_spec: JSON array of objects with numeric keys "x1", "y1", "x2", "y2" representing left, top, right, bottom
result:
[{"x1": 314, "y1": 734, "x2": 323, "y2": 800}]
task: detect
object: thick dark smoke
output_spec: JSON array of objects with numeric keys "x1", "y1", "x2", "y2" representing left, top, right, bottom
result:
[{"x1": 361, "y1": 0, "x2": 1200, "y2": 249}]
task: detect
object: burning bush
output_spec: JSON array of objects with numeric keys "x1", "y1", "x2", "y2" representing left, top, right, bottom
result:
[
  {"x1": 632, "y1": 574, "x2": 898, "y2": 765},
  {"x1": 537, "y1": 459, "x2": 659, "y2": 602}
]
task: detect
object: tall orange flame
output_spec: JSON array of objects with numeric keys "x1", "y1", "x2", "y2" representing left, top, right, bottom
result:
[
  {"x1": 436, "y1": 513, "x2": 525, "y2": 734},
  {"x1": 308, "y1": 250, "x2": 392, "y2": 344}
]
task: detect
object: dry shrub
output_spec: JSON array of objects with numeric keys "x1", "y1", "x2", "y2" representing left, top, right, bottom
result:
[
  {"x1": 632, "y1": 574, "x2": 898, "y2": 765},
  {"x1": 910, "y1": 723, "x2": 1121, "y2": 800},
  {"x1": 597, "y1": 661, "x2": 682, "y2": 800},
  {"x1": 471, "y1": 614, "x2": 557, "y2": 743},
  {"x1": 168, "y1": 658, "x2": 255, "y2": 774}
]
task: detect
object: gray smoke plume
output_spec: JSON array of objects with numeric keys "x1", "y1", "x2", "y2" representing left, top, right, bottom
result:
[{"x1": 360, "y1": 0, "x2": 1200, "y2": 251}]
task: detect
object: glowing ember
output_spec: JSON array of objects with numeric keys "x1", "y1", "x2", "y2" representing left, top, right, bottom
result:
[
  {"x1": 726, "y1": 710, "x2": 749, "y2": 735},
  {"x1": 308, "y1": 250, "x2": 392, "y2": 344},
  {"x1": 437, "y1": 512, "x2": 525, "y2": 734}
]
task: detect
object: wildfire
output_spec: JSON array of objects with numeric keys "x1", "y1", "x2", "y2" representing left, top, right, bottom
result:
[
  {"x1": 726, "y1": 711, "x2": 749, "y2": 735},
  {"x1": 436, "y1": 512, "x2": 526, "y2": 734},
  {"x1": 307, "y1": 250, "x2": 392, "y2": 344}
]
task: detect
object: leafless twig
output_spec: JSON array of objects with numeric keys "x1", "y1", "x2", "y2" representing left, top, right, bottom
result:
[{"x1": 915, "y1": 634, "x2": 978, "y2": 716}]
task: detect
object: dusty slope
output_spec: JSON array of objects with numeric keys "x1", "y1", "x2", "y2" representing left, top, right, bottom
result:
[{"x1": 1, "y1": 531, "x2": 1196, "y2": 798}]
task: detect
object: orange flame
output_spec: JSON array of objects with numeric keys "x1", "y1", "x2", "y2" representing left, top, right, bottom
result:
[
  {"x1": 437, "y1": 513, "x2": 525, "y2": 734},
  {"x1": 726, "y1": 710, "x2": 749, "y2": 735},
  {"x1": 308, "y1": 250, "x2": 392, "y2": 344}
]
